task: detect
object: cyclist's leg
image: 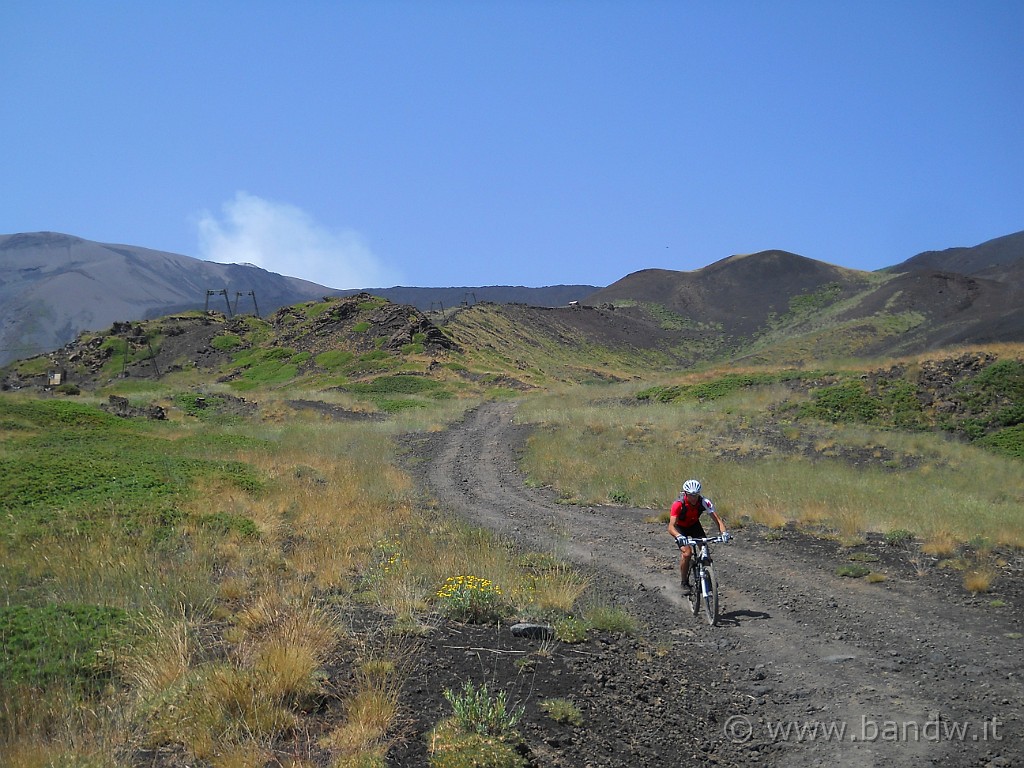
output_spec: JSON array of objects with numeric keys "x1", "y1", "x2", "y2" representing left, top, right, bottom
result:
[
  {"x1": 679, "y1": 523, "x2": 706, "y2": 594},
  {"x1": 680, "y1": 546, "x2": 693, "y2": 593}
]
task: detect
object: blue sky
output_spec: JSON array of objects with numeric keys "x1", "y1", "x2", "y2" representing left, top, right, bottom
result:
[{"x1": 2, "y1": 1, "x2": 1022, "y2": 289}]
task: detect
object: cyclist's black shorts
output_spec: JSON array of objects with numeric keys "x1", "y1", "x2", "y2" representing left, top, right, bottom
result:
[{"x1": 678, "y1": 522, "x2": 706, "y2": 540}]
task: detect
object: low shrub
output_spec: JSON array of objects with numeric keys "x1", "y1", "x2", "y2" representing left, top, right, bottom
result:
[
  {"x1": 976, "y1": 424, "x2": 1024, "y2": 459},
  {"x1": 434, "y1": 576, "x2": 512, "y2": 624},
  {"x1": 540, "y1": 698, "x2": 583, "y2": 726},
  {"x1": 427, "y1": 720, "x2": 527, "y2": 768},
  {"x1": 584, "y1": 605, "x2": 637, "y2": 634},
  {"x1": 553, "y1": 616, "x2": 588, "y2": 643},
  {"x1": 442, "y1": 681, "x2": 523, "y2": 738},
  {"x1": 801, "y1": 381, "x2": 880, "y2": 423},
  {"x1": 884, "y1": 528, "x2": 915, "y2": 547}
]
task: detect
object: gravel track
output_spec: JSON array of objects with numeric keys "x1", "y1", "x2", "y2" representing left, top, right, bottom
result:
[{"x1": 401, "y1": 401, "x2": 1022, "y2": 767}]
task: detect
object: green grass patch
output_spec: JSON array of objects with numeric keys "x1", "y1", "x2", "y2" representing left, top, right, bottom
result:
[
  {"x1": 540, "y1": 698, "x2": 583, "y2": 726},
  {"x1": 847, "y1": 552, "x2": 880, "y2": 562},
  {"x1": 584, "y1": 604, "x2": 637, "y2": 634},
  {"x1": 229, "y1": 347, "x2": 301, "y2": 389},
  {"x1": 211, "y1": 333, "x2": 243, "y2": 351},
  {"x1": 637, "y1": 370, "x2": 828, "y2": 404},
  {"x1": 315, "y1": 349, "x2": 355, "y2": 371},
  {"x1": 0, "y1": 603, "x2": 129, "y2": 690},
  {"x1": 976, "y1": 424, "x2": 1024, "y2": 459},
  {"x1": 0, "y1": 397, "x2": 264, "y2": 541},
  {"x1": 196, "y1": 511, "x2": 260, "y2": 538}
]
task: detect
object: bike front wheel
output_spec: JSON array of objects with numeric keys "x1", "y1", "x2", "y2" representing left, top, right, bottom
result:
[
  {"x1": 700, "y1": 563, "x2": 719, "y2": 626},
  {"x1": 688, "y1": 568, "x2": 700, "y2": 617}
]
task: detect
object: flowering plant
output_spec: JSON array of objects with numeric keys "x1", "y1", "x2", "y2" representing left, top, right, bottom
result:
[{"x1": 435, "y1": 575, "x2": 512, "y2": 624}]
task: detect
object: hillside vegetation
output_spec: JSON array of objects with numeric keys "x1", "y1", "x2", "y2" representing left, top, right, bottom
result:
[{"x1": 1, "y1": 289, "x2": 1023, "y2": 765}]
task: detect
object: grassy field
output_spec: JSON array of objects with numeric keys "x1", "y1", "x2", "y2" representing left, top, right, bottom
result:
[
  {"x1": 516, "y1": 351, "x2": 1024, "y2": 550},
  {"x1": 2, "y1": 341, "x2": 1022, "y2": 764},
  {"x1": 0, "y1": 389, "x2": 614, "y2": 766}
]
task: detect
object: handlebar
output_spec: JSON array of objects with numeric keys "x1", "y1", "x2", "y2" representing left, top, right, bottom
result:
[{"x1": 677, "y1": 535, "x2": 729, "y2": 546}]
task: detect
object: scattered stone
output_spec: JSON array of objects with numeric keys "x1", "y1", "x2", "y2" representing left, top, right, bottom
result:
[
  {"x1": 100, "y1": 395, "x2": 166, "y2": 420},
  {"x1": 510, "y1": 622, "x2": 555, "y2": 640}
]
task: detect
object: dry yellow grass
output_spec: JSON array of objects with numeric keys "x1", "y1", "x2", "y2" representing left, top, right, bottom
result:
[
  {"x1": 0, "y1": 687, "x2": 128, "y2": 768},
  {"x1": 123, "y1": 609, "x2": 196, "y2": 698},
  {"x1": 963, "y1": 568, "x2": 995, "y2": 594},
  {"x1": 526, "y1": 565, "x2": 590, "y2": 615},
  {"x1": 921, "y1": 531, "x2": 959, "y2": 557},
  {"x1": 320, "y1": 649, "x2": 404, "y2": 760}
]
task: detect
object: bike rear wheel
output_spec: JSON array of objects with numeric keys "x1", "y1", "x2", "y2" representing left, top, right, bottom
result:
[{"x1": 700, "y1": 563, "x2": 719, "y2": 626}]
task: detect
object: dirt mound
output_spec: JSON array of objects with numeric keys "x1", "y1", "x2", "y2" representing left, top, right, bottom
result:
[{"x1": 3, "y1": 294, "x2": 458, "y2": 392}]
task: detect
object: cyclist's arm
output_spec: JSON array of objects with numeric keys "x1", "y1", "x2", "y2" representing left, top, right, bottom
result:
[
  {"x1": 706, "y1": 505, "x2": 727, "y2": 535},
  {"x1": 667, "y1": 500, "x2": 684, "y2": 538}
]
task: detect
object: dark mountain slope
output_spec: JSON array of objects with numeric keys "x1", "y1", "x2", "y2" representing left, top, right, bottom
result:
[
  {"x1": 0, "y1": 232, "x2": 598, "y2": 366},
  {"x1": 5, "y1": 228, "x2": 1024, "y2": 371},
  {"x1": 584, "y1": 245, "x2": 1024, "y2": 362},
  {"x1": 891, "y1": 230, "x2": 1024, "y2": 278},
  {"x1": 842, "y1": 270, "x2": 1024, "y2": 354},
  {"x1": 334, "y1": 285, "x2": 597, "y2": 311},
  {"x1": 0, "y1": 232, "x2": 334, "y2": 366},
  {"x1": 586, "y1": 250, "x2": 878, "y2": 338}
]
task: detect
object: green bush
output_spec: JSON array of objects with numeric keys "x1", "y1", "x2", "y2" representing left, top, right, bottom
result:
[
  {"x1": 801, "y1": 381, "x2": 879, "y2": 423},
  {"x1": 553, "y1": 616, "x2": 588, "y2": 643},
  {"x1": 442, "y1": 681, "x2": 524, "y2": 739},
  {"x1": 876, "y1": 379, "x2": 925, "y2": 428},
  {"x1": 608, "y1": 489, "x2": 630, "y2": 504},
  {"x1": 959, "y1": 359, "x2": 1024, "y2": 410},
  {"x1": 976, "y1": 424, "x2": 1024, "y2": 459}
]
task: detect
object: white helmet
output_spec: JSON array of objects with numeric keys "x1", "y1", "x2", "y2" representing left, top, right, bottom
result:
[{"x1": 682, "y1": 479, "x2": 701, "y2": 495}]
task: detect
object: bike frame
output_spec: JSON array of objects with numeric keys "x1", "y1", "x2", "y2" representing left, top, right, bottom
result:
[{"x1": 678, "y1": 535, "x2": 727, "y2": 625}]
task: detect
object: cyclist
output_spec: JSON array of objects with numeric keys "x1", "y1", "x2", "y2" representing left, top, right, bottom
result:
[{"x1": 668, "y1": 479, "x2": 729, "y2": 595}]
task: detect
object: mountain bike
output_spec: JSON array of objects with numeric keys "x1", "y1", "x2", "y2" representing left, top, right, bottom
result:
[{"x1": 680, "y1": 535, "x2": 728, "y2": 626}]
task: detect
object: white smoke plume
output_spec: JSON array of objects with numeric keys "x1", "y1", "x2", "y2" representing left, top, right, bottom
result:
[{"x1": 197, "y1": 192, "x2": 395, "y2": 289}]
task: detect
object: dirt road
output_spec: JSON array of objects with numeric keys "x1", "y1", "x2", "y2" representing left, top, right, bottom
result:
[{"x1": 405, "y1": 401, "x2": 1022, "y2": 767}]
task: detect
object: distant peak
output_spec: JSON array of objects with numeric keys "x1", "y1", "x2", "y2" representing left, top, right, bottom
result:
[{"x1": 1, "y1": 231, "x2": 85, "y2": 250}]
